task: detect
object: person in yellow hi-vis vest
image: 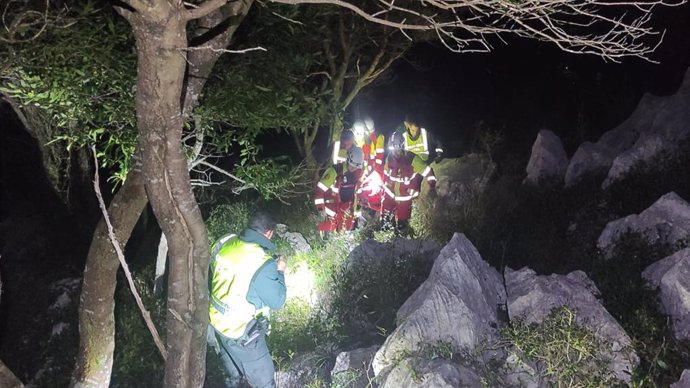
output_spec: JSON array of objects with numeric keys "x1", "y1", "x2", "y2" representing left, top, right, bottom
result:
[
  {"x1": 330, "y1": 129, "x2": 356, "y2": 165},
  {"x1": 207, "y1": 211, "x2": 286, "y2": 387},
  {"x1": 394, "y1": 114, "x2": 444, "y2": 164}
]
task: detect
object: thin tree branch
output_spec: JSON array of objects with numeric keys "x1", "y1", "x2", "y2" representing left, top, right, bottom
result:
[
  {"x1": 269, "y1": 0, "x2": 683, "y2": 61},
  {"x1": 91, "y1": 146, "x2": 168, "y2": 361},
  {"x1": 197, "y1": 160, "x2": 247, "y2": 183},
  {"x1": 181, "y1": 45, "x2": 267, "y2": 54}
]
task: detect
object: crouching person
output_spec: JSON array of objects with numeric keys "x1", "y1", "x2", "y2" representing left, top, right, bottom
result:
[{"x1": 208, "y1": 211, "x2": 287, "y2": 387}]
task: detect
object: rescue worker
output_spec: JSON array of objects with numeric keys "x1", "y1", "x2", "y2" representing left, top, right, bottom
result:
[
  {"x1": 315, "y1": 146, "x2": 365, "y2": 234},
  {"x1": 352, "y1": 117, "x2": 386, "y2": 221},
  {"x1": 208, "y1": 211, "x2": 286, "y2": 388},
  {"x1": 382, "y1": 131, "x2": 437, "y2": 233},
  {"x1": 331, "y1": 129, "x2": 356, "y2": 165},
  {"x1": 352, "y1": 117, "x2": 385, "y2": 174},
  {"x1": 395, "y1": 114, "x2": 444, "y2": 164}
]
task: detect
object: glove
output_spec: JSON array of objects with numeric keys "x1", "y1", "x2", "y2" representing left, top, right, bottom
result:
[
  {"x1": 428, "y1": 187, "x2": 438, "y2": 200},
  {"x1": 433, "y1": 154, "x2": 444, "y2": 164},
  {"x1": 315, "y1": 210, "x2": 328, "y2": 223}
]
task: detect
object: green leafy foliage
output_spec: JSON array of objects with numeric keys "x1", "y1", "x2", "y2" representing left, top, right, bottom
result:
[
  {"x1": 1, "y1": 5, "x2": 137, "y2": 184},
  {"x1": 504, "y1": 306, "x2": 620, "y2": 387},
  {"x1": 205, "y1": 202, "x2": 256, "y2": 243},
  {"x1": 266, "y1": 232, "x2": 434, "y2": 374}
]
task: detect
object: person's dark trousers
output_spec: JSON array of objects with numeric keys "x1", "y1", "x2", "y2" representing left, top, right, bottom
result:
[{"x1": 217, "y1": 332, "x2": 275, "y2": 388}]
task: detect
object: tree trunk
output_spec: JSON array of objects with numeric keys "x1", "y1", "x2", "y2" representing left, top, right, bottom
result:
[
  {"x1": 183, "y1": 0, "x2": 254, "y2": 117},
  {"x1": 70, "y1": 152, "x2": 148, "y2": 388},
  {"x1": 130, "y1": 10, "x2": 209, "y2": 388},
  {"x1": 71, "y1": 1, "x2": 254, "y2": 385},
  {"x1": 152, "y1": 0, "x2": 254, "y2": 297}
]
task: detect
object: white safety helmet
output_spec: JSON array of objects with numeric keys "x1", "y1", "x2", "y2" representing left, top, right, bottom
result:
[
  {"x1": 347, "y1": 146, "x2": 364, "y2": 168},
  {"x1": 352, "y1": 121, "x2": 367, "y2": 140},
  {"x1": 363, "y1": 116, "x2": 375, "y2": 133}
]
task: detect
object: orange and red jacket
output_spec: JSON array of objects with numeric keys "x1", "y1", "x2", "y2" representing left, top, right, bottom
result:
[
  {"x1": 383, "y1": 152, "x2": 436, "y2": 203},
  {"x1": 314, "y1": 163, "x2": 363, "y2": 217}
]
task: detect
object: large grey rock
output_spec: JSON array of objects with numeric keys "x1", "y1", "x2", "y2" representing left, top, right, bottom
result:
[
  {"x1": 602, "y1": 70, "x2": 690, "y2": 188},
  {"x1": 505, "y1": 267, "x2": 638, "y2": 383},
  {"x1": 378, "y1": 358, "x2": 482, "y2": 388},
  {"x1": 564, "y1": 92, "x2": 657, "y2": 187},
  {"x1": 346, "y1": 237, "x2": 440, "y2": 270},
  {"x1": 372, "y1": 233, "x2": 506, "y2": 374},
  {"x1": 275, "y1": 351, "x2": 334, "y2": 388},
  {"x1": 642, "y1": 248, "x2": 690, "y2": 341},
  {"x1": 330, "y1": 346, "x2": 378, "y2": 388},
  {"x1": 499, "y1": 352, "x2": 544, "y2": 388},
  {"x1": 524, "y1": 130, "x2": 569, "y2": 186},
  {"x1": 671, "y1": 369, "x2": 690, "y2": 388},
  {"x1": 275, "y1": 224, "x2": 311, "y2": 253},
  {"x1": 0, "y1": 359, "x2": 23, "y2": 388},
  {"x1": 430, "y1": 154, "x2": 495, "y2": 203},
  {"x1": 565, "y1": 142, "x2": 612, "y2": 187},
  {"x1": 597, "y1": 192, "x2": 690, "y2": 255}
]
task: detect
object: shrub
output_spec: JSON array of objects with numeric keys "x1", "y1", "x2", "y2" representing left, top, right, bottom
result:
[
  {"x1": 591, "y1": 233, "x2": 690, "y2": 386},
  {"x1": 504, "y1": 306, "x2": 620, "y2": 387},
  {"x1": 205, "y1": 202, "x2": 256, "y2": 243}
]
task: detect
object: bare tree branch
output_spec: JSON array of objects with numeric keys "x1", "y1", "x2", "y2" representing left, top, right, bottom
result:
[
  {"x1": 181, "y1": 45, "x2": 267, "y2": 54},
  {"x1": 196, "y1": 160, "x2": 247, "y2": 184},
  {"x1": 269, "y1": 0, "x2": 685, "y2": 61}
]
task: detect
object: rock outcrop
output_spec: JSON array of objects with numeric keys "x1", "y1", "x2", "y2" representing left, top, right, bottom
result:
[
  {"x1": 642, "y1": 248, "x2": 690, "y2": 341},
  {"x1": 671, "y1": 370, "x2": 690, "y2": 388},
  {"x1": 430, "y1": 154, "x2": 495, "y2": 203},
  {"x1": 524, "y1": 130, "x2": 569, "y2": 186},
  {"x1": 275, "y1": 351, "x2": 334, "y2": 388},
  {"x1": 379, "y1": 358, "x2": 482, "y2": 388},
  {"x1": 0, "y1": 360, "x2": 23, "y2": 388},
  {"x1": 275, "y1": 224, "x2": 311, "y2": 253},
  {"x1": 330, "y1": 346, "x2": 378, "y2": 388},
  {"x1": 346, "y1": 237, "x2": 440, "y2": 271},
  {"x1": 563, "y1": 68, "x2": 690, "y2": 188},
  {"x1": 372, "y1": 233, "x2": 506, "y2": 374},
  {"x1": 505, "y1": 268, "x2": 638, "y2": 382},
  {"x1": 597, "y1": 192, "x2": 690, "y2": 255},
  {"x1": 603, "y1": 70, "x2": 690, "y2": 188},
  {"x1": 564, "y1": 94, "x2": 660, "y2": 187}
]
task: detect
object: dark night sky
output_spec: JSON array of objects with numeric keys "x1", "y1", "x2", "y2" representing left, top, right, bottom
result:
[{"x1": 350, "y1": 1, "x2": 690, "y2": 161}]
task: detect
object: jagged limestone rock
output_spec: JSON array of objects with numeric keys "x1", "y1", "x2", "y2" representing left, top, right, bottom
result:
[
  {"x1": 597, "y1": 192, "x2": 690, "y2": 255},
  {"x1": 378, "y1": 358, "x2": 482, "y2": 388},
  {"x1": 346, "y1": 237, "x2": 440, "y2": 271},
  {"x1": 330, "y1": 346, "x2": 378, "y2": 388},
  {"x1": 275, "y1": 351, "x2": 333, "y2": 388},
  {"x1": 505, "y1": 267, "x2": 638, "y2": 383},
  {"x1": 524, "y1": 130, "x2": 569, "y2": 186},
  {"x1": 429, "y1": 154, "x2": 495, "y2": 203},
  {"x1": 275, "y1": 224, "x2": 312, "y2": 253},
  {"x1": 602, "y1": 69, "x2": 690, "y2": 188},
  {"x1": 0, "y1": 359, "x2": 24, "y2": 388},
  {"x1": 372, "y1": 233, "x2": 506, "y2": 374},
  {"x1": 643, "y1": 248, "x2": 690, "y2": 341},
  {"x1": 671, "y1": 369, "x2": 690, "y2": 388}
]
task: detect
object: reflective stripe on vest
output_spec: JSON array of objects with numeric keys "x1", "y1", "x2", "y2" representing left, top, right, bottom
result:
[
  {"x1": 209, "y1": 236, "x2": 272, "y2": 339},
  {"x1": 332, "y1": 141, "x2": 348, "y2": 164},
  {"x1": 404, "y1": 128, "x2": 430, "y2": 159}
]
